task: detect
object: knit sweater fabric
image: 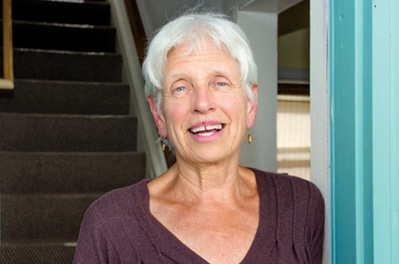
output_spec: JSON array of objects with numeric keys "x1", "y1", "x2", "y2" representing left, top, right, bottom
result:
[{"x1": 73, "y1": 168, "x2": 324, "y2": 263}]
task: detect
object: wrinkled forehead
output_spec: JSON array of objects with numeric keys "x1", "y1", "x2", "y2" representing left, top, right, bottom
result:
[
  {"x1": 173, "y1": 37, "x2": 222, "y2": 54},
  {"x1": 164, "y1": 39, "x2": 239, "y2": 73},
  {"x1": 168, "y1": 41, "x2": 224, "y2": 59}
]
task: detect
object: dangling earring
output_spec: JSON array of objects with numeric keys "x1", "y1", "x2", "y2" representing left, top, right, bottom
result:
[
  {"x1": 161, "y1": 138, "x2": 166, "y2": 152},
  {"x1": 247, "y1": 130, "x2": 252, "y2": 144}
]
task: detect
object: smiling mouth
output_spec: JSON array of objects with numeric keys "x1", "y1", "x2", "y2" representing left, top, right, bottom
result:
[{"x1": 189, "y1": 124, "x2": 224, "y2": 136}]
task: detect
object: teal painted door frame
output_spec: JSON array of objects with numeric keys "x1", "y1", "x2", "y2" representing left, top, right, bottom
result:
[
  {"x1": 330, "y1": 0, "x2": 399, "y2": 263},
  {"x1": 371, "y1": 0, "x2": 399, "y2": 263}
]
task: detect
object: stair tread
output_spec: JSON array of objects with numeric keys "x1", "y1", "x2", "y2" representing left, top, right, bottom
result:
[
  {"x1": 0, "y1": 150, "x2": 143, "y2": 154},
  {"x1": 0, "y1": 79, "x2": 130, "y2": 115},
  {"x1": 0, "y1": 48, "x2": 123, "y2": 82},
  {"x1": 9, "y1": 21, "x2": 116, "y2": 52},
  {"x1": 1, "y1": 244, "x2": 76, "y2": 264},
  {"x1": 1, "y1": 194, "x2": 99, "y2": 241},
  {"x1": 1, "y1": 151, "x2": 146, "y2": 194},
  {"x1": 1, "y1": 240, "x2": 77, "y2": 246},
  {"x1": 0, "y1": 113, "x2": 138, "y2": 152},
  {"x1": 0, "y1": 112, "x2": 136, "y2": 119},
  {"x1": 12, "y1": 47, "x2": 118, "y2": 55},
  {"x1": 10, "y1": 78, "x2": 128, "y2": 86},
  {"x1": 12, "y1": 20, "x2": 114, "y2": 29},
  {"x1": 1, "y1": 193, "x2": 104, "y2": 198},
  {"x1": 9, "y1": 0, "x2": 110, "y2": 26}
]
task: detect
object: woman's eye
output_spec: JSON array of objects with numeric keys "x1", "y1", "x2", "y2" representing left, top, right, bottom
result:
[
  {"x1": 171, "y1": 85, "x2": 190, "y2": 97},
  {"x1": 175, "y1": 87, "x2": 186, "y2": 92},
  {"x1": 214, "y1": 81, "x2": 231, "y2": 89}
]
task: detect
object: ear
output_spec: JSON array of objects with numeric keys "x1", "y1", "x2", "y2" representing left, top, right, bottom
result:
[
  {"x1": 148, "y1": 95, "x2": 167, "y2": 138},
  {"x1": 246, "y1": 84, "x2": 258, "y2": 129}
]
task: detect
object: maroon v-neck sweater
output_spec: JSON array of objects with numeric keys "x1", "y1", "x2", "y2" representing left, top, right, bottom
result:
[{"x1": 73, "y1": 168, "x2": 324, "y2": 263}]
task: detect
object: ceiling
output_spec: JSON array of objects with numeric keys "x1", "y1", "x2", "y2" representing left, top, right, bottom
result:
[{"x1": 136, "y1": 0, "x2": 304, "y2": 37}]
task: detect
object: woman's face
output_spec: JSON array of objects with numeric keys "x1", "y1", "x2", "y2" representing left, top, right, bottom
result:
[{"x1": 149, "y1": 42, "x2": 257, "y2": 165}]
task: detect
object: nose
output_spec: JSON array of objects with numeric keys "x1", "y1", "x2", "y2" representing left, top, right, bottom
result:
[{"x1": 192, "y1": 85, "x2": 216, "y2": 114}]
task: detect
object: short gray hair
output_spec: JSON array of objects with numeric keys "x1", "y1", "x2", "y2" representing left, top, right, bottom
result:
[{"x1": 142, "y1": 12, "x2": 258, "y2": 111}]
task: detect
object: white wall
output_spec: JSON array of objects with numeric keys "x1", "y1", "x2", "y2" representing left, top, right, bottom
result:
[
  {"x1": 237, "y1": 11, "x2": 278, "y2": 172},
  {"x1": 310, "y1": 0, "x2": 330, "y2": 262}
]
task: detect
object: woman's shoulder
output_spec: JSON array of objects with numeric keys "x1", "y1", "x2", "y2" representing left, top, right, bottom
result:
[
  {"x1": 74, "y1": 180, "x2": 150, "y2": 263},
  {"x1": 250, "y1": 168, "x2": 324, "y2": 260},
  {"x1": 85, "y1": 179, "x2": 150, "y2": 220},
  {"x1": 250, "y1": 168, "x2": 324, "y2": 205}
]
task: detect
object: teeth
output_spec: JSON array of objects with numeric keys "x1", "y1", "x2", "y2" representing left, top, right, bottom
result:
[
  {"x1": 190, "y1": 124, "x2": 223, "y2": 134},
  {"x1": 198, "y1": 132, "x2": 215, "y2": 137},
  {"x1": 191, "y1": 126, "x2": 206, "y2": 133},
  {"x1": 205, "y1": 124, "x2": 222, "y2": 130}
]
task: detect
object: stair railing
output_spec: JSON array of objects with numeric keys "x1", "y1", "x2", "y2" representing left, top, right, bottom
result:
[
  {"x1": 1, "y1": 0, "x2": 14, "y2": 90},
  {"x1": 123, "y1": 0, "x2": 176, "y2": 169},
  {"x1": 109, "y1": 0, "x2": 168, "y2": 178}
]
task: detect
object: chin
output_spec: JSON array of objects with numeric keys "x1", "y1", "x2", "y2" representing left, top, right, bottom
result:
[{"x1": 185, "y1": 148, "x2": 237, "y2": 165}]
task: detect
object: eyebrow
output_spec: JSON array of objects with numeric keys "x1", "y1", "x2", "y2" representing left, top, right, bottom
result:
[{"x1": 166, "y1": 70, "x2": 234, "y2": 80}]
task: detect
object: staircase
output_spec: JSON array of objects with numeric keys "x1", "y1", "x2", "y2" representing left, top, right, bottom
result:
[{"x1": 0, "y1": 0, "x2": 146, "y2": 262}]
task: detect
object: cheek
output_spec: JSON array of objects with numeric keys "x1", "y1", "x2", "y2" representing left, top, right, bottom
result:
[
  {"x1": 163, "y1": 100, "x2": 189, "y2": 128},
  {"x1": 217, "y1": 93, "x2": 247, "y2": 116}
]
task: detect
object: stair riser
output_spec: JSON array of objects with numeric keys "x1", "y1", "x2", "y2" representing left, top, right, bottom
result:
[
  {"x1": 4, "y1": 22, "x2": 117, "y2": 53},
  {"x1": 0, "y1": 49, "x2": 123, "y2": 83},
  {"x1": 1, "y1": 195, "x2": 99, "y2": 242},
  {"x1": 0, "y1": 114, "x2": 138, "y2": 152},
  {"x1": 1, "y1": 245, "x2": 76, "y2": 264},
  {"x1": 0, "y1": 80, "x2": 130, "y2": 115},
  {"x1": 1, "y1": 152, "x2": 146, "y2": 194},
  {"x1": 2, "y1": 0, "x2": 110, "y2": 26}
]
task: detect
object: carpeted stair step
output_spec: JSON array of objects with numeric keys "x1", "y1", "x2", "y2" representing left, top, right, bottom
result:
[
  {"x1": 0, "y1": 113, "x2": 137, "y2": 152},
  {"x1": 4, "y1": 21, "x2": 116, "y2": 53},
  {"x1": 1, "y1": 243, "x2": 76, "y2": 264},
  {"x1": 1, "y1": 194, "x2": 99, "y2": 242},
  {"x1": 1, "y1": 151, "x2": 146, "y2": 194},
  {"x1": 0, "y1": 48, "x2": 122, "y2": 82},
  {"x1": 1, "y1": 0, "x2": 110, "y2": 26},
  {"x1": 0, "y1": 80, "x2": 129, "y2": 115},
  {"x1": 0, "y1": 0, "x2": 143, "y2": 263}
]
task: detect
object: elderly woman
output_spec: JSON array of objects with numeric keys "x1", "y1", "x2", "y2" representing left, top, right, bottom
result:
[{"x1": 73, "y1": 12, "x2": 324, "y2": 264}]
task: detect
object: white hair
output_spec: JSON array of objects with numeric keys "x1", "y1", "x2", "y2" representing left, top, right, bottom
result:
[{"x1": 142, "y1": 12, "x2": 258, "y2": 112}]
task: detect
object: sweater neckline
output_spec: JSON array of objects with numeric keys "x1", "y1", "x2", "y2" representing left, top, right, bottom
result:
[{"x1": 132, "y1": 168, "x2": 277, "y2": 263}]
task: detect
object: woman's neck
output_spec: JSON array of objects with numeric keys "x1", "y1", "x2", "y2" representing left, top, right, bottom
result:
[{"x1": 156, "y1": 159, "x2": 256, "y2": 206}]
